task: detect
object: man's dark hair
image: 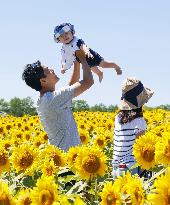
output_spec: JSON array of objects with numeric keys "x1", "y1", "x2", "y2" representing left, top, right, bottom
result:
[
  {"x1": 118, "y1": 107, "x2": 143, "y2": 124},
  {"x1": 22, "y1": 60, "x2": 46, "y2": 91}
]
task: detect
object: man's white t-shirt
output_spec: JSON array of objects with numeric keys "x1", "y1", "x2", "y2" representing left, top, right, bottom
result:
[
  {"x1": 112, "y1": 114, "x2": 147, "y2": 168},
  {"x1": 36, "y1": 85, "x2": 81, "y2": 152}
]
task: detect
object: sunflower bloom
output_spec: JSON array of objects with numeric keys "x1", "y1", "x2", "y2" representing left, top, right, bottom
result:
[
  {"x1": 75, "y1": 146, "x2": 107, "y2": 180},
  {"x1": 122, "y1": 176, "x2": 145, "y2": 205},
  {"x1": 66, "y1": 146, "x2": 82, "y2": 168},
  {"x1": 15, "y1": 189, "x2": 32, "y2": 205},
  {"x1": 0, "y1": 180, "x2": 15, "y2": 205},
  {"x1": 93, "y1": 135, "x2": 106, "y2": 149},
  {"x1": 41, "y1": 159, "x2": 58, "y2": 177},
  {"x1": 40, "y1": 145, "x2": 66, "y2": 168},
  {"x1": 148, "y1": 169, "x2": 170, "y2": 205},
  {"x1": 0, "y1": 148, "x2": 10, "y2": 175},
  {"x1": 10, "y1": 143, "x2": 40, "y2": 175},
  {"x1": 155, "y1": 132, "x2": 170, "y2": 165},
  {"x1": 100, "y1": 181, "x2": 122, "y2": 205},
  {"x1": 133, "y1": 133, "x2": 157, "y2": 170},
  {"x1": 30, "y1": 176, "x2": 59, "y2": 205},
  {"x1": 78, "y1": 129, "x2": 90, "y2": 145}
]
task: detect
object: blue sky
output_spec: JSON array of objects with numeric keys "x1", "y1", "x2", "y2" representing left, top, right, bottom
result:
[{"x1": 0, "y1": 1, "x2": 170, "y2": 107}]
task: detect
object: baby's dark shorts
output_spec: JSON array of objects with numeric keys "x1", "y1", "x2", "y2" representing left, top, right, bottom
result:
[{"x1": 76, "y1": 48, "x2": 104, "y2": 68}]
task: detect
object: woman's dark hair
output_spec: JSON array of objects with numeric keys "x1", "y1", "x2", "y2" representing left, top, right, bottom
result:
[
  {"x1": 22, "y1": 60, "x2": 46, "y2": 91},
  {"x1": 118, "y1": 107, "x2": 143, "y2": 124}
]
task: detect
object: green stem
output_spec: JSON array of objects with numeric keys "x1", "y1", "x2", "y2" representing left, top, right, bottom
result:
[{"x1": 94, "y1": 177, "x2": 98, "y2": 202}]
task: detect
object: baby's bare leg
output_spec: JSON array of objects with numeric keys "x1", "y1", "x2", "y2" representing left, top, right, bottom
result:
[
  {"x1": 91, "y1": 66, "x2": 103, "y2": 82},
  {"x1": 99, "y1": 60, "x2": 122, "y2": 75}
]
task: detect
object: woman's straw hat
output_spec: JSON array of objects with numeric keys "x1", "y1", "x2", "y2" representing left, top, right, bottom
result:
[{"x1": 119, "y1": 77, "x2": 154, "y2": 110}]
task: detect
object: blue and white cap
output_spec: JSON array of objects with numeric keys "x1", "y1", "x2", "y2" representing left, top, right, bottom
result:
[{"x1": 54, "y1": 23, "x2": 75, "y2": 43}]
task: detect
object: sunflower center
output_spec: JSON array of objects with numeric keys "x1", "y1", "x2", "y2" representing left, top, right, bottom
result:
[
  {"x1": 80, "y1": 125, "x2": 85, "y2": 129},
  {"x1": 0, "y1": 193, "x2": 11, "y2": 205},
  {"x1": 143, "y1": 150, "x2": 155, "y2": 162},
  {"x1": 72, "y1": 154, "x2": 78, "y2": 163},
  {"x1": 26, "y1": 134, "x2": 31, "y2": 140},
  {"x1": 19, "y1": 151, "x2": 33, "y2": 168},
  {"x1": 108, "y1": 124, "x2": 112, "y2": 130},
  {"x1": 106, "y1": 194, "x2": 116, "y2": 205},
  {"x1": 97, "y1": 139, "x2": 104, "y2": 146},
  {"x1": 46, "y1": 167, "x2": 53, "y2": 176},
  {"x1": 0, "y1": 153, "x2": 7, "y2": 166},
  {"x1": 82, "y1": 154, "x2": 100, "y2": 173},
  {"x1": 6, "y1": 125, "x2": 11, "y2": 130},
  {"x1": 135, "y1": 188, "x2": 142, "y2": 204},
  {"x1": 24, "y1": 197, "x2": 32, "y2": 205},
  {"x1": 165, "y1": 147, "x2": 170, "y2": 158},
  {"x1": 80, "y1": 135, "x2": 86, "y2": 142},
  {"x1": 40, "y1": 190, "x2": 54, "y2": 205},
  {"x1": 4, "y1": 144, "x2": 11, "y2": 151},
  {"x1": 0, "y1": 127, "x2": 4, "y2": 134},
  {"x1": 52, "y1": 154, "x2": 62, "y2": 166},
  {"x1": 167, "y1": 194, "x2": 170, "y2": 204},
  {"x1": 43, "y1": 134, "x2": 48, "y2": 140}
]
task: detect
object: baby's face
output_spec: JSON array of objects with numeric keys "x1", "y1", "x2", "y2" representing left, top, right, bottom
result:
[{"x1": 58, "y1": 31, "x2": 74, "y2": 44}]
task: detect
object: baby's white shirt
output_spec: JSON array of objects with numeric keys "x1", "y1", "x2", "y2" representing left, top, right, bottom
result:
[{"x1": 61, "y1": 36, "x2": 80, "y2": 71}]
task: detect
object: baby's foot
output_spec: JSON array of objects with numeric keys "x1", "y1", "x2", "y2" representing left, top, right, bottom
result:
[
  {"x1": 99, "y1": 72, "x2": 103, "y2": 83},
  {"x1": 115, "y1": 68, "x2": 122, "y2": 75}
]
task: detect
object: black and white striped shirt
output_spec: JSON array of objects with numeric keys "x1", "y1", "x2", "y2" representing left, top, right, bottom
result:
[{"x1": 112, "y1": 114, "x2": 147, "y2": 168}]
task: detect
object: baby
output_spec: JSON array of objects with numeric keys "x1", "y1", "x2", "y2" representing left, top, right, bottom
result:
[{"x1": 54, "y1": 23, "x2": 122, "y2": 82}]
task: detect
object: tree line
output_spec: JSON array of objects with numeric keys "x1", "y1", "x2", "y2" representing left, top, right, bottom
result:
[{"x1": 0, "y1": 97, "x2": 169, "y2": 117}]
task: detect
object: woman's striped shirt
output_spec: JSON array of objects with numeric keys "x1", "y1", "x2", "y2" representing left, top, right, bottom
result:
[{"x1": 112, "y1": 114, "x2": 147, "y2": 169}]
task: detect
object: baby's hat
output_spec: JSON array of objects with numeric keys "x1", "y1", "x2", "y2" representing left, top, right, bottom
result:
[{"x1": 54, "y1": 23, "x2": 75, "y2": 43}]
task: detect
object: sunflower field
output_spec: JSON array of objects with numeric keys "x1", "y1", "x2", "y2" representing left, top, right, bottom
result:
[{"x1": 0, "y1": 109, "x2": 170, "y2": 205}]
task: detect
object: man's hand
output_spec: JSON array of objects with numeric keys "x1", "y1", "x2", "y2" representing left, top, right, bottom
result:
[{"x1": 80, "y1": 44, "x2": 93, "y2": 59}]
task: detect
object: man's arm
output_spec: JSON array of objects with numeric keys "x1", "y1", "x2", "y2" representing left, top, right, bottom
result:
[
  {"x1": 73, "y1": 50, "x2": 94, "y2": 98},
  {"x1": 68, "y1": 61, "x2": 80, "y2": 86}
]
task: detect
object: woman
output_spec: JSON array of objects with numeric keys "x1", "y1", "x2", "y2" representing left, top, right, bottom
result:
[{"x1": 112, "y1": 77, "x2": 154, "y2": 178}]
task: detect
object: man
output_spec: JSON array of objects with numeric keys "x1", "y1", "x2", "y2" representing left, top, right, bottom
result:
[{"x1": 22, "y1": 50, "x2": 94, "y2": 151}]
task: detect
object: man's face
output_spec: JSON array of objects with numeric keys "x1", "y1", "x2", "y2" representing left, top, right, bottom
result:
[
  {"x1": 58, "y1": 31, "x2": 74, "y2": 44},
  {"x1": 41, "y1": 66, "x2": 59, "y2": 90}
]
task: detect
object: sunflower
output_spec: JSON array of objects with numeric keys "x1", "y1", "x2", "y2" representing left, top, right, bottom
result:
[
  {"x1": 147, "y1": 169, "x2": 170, "y2": 205},
  {"x1": 23, "y1": 131, "x2": 33, "y2": 142},
  {"x1": 30, "y1": 176, "x2": 59, "y2": 205},
  {"x1": 93, "y1": 135, "x2": 106, "y2": 149},
  {"x1": 0, "y1": 139, "x2": 13, "y2": 151},
  {"x1": 40, "y1": 144, "x2": 66, "y2": 168},
  {"x1": 33, "y1": 136, "x2": 47, "y2": 148},
  {"x1": 15, "y1": 189, "x2": 32, "y2": 205},
  {"x1": 10, "y1": 143, "x2": 40, "y2": 175},
  {"x1": 114, "y1": 171, "x2": 132, "y2": 193},
  {"x1": 41, "y1": 159, "x2": 58, "y2": 177},
  {"x1": 155, "y1": 132, "x2": 170, "y2": 165},
  {"x1": 66, "y1": 146, "x2": 82, "y2": 169},
  {"x1": 78, "y1": 129, "x2": 90, "y2": 145},
  {"x1": 59, "y1": 195, "x2": 71, "y2": 205},
  {"x1": 0, "y1": 179, "x2": 15, "y2": 205},
  {"x1": 0, "y1": 124, "x2": 5, "y2": 135},
  {"x1": 104, "y1": 131, "x2": 113, "y2": 144},
  {"x1": 75, "y1": 146, "x2": 108, "y2": 180},
  {"x1": 122, "y1": 175, "x2": 145, "y2": 205},
  {"x1": 0, "y1": 148, "x2": 10, "y2": 175},
  {"x1": 133, "y1": 132, "x2": 157, "y2": 170},
  {"x1": 100, "y1": 181, "x2": 122, "y2": 205}
]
